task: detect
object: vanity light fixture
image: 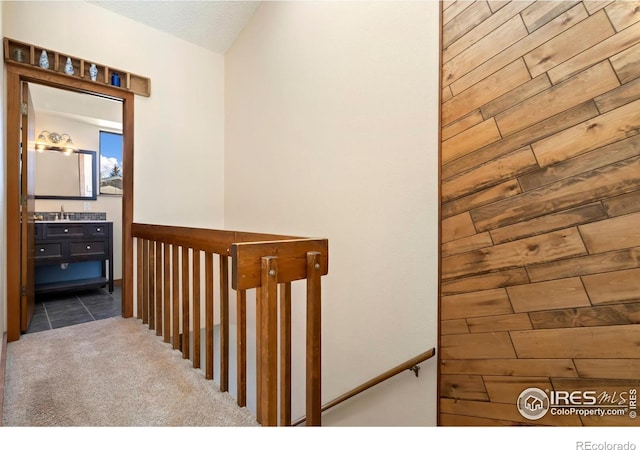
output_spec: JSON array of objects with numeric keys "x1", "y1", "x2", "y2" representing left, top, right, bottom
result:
[{"x1": 36, "y1": 131, "x2": 77, "y2": 154}]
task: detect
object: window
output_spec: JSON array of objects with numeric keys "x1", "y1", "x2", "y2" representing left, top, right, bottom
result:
[{"x1": 99, "y1": 131, "x2": 123, "y2": 195}]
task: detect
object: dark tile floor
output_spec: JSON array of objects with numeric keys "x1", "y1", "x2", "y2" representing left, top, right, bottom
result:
[{"x1": 26, "y1": 286, "x2": 122, "y2": 334}]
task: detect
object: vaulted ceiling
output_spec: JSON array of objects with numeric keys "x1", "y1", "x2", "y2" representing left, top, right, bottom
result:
[{"x1": 89, "y1": 1, "x2": 261, "y2": 54}]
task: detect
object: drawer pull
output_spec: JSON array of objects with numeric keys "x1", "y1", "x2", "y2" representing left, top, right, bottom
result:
[
  {"x1": 64, "y1": 228, "x2": 68, "y2": 233},
  {"x1": 40, "y1": 248, "x2": 45, "y2": 252},
  {"x1": 97, "y1": 228, "x2": 101, "y2": 232},
  {"x1": 86, "y1": 245, "x2": 91, "y2": 250}
]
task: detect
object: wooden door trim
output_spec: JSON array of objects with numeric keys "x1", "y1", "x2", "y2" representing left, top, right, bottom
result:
[{"x1": 5, "y1": 63, "x2": 135, "y2": 341}]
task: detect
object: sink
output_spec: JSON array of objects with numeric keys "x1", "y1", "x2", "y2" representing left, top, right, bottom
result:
[{"x1": 36, "y1": 219, "x2": 107, "y2": 223}]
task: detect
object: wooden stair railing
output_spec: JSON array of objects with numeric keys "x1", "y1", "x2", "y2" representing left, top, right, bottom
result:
[
  {"x1": 291, "y1": 347, "x2": 436, "y2": 426},
  {"x1": 131, "y1": 223, "x2": 329, "y2": 426}
]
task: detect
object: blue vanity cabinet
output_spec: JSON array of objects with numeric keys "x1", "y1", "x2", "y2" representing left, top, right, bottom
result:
[{"x1": 34, "y1": 221, "x2": 114, "y2": 294}]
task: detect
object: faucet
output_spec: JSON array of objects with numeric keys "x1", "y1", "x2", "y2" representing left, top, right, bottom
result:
[{"x1": 60, "y1": 204, "x2": 65, "y2": 220}]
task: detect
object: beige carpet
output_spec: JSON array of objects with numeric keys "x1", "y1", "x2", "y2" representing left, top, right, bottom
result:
[{"x1": 2, "y1": 317, "x2": 258, "y2": 427}]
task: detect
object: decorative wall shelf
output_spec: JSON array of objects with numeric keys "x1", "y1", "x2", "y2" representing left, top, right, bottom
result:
[{"x1": 3, "y1": 37, "x2": 151, "y2": 97}]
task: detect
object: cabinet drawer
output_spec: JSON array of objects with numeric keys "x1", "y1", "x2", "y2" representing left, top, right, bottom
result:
[
  {"x1": 35, "y1": 243, "x2": 63, "y2": 260},
  {"x1": 70, "y1": 240, "x2": 106, "y2": 258},
  {"x1": 85, "y1": 223, "x2": 108, "y2": 236},
  {"x1": 45, "y1": 224, "x2": 85, "y2": 238}
]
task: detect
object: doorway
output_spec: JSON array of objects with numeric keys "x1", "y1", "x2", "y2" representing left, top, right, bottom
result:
[
  {"x1": 6, "y1": 64, "x2": 135, "y2": 342},
  {"x1": 25, "y1": 83, "x2": 124, "y2": 334}
]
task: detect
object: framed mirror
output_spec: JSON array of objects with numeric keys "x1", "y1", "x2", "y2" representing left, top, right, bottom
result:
[{"x1": 35, "y1": 149, "x2": 98, "y2": 200}]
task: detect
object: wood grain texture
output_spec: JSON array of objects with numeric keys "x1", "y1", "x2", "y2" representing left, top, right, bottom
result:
[
  {"x1": 441, "y1": 319, "x2": 470, "y2": 335},
  {"x1": 440, "y1": 358, "x2": 578, "y2": 377},
  {"x1": 484, "y1": 376, "x2": 552, "y2": 404},
  {"x1": 440, "y1": 332, "x2": 517, "y2": 359},
  {"x1": 451, "y1": 3, "x2": 588, "y2": 95},
  {"x1": 603, "y1": 190, "x2": 640, "y2": 217},
  {"x1": 442, "y1": 118, "x2": 502, "y2": 164},
  {"x1": 443, "y1": 58, "x2": 531, "y2": 126},
  {"x1": 579, "y1": 211, "x2": 640, "y2": 253},
  {"x1": 582, "y1": 268, "x2": 640, "y2": 304},
  {"x1": 440, "y1": 0, "x2": 640, "y2": 427},
  {"x1": 532, "y1": 97, "x2": 640, "y2": 167},
  {"x1": 443, "y1": 14, "x2": 528, "y2": 88},
  {"x1": 489, "y1": 203, "x2": 607, "y2": 245},
  {"x1": 521, "y1": 1, "x2": 580, "y2": 33},
  {"x1": 481, "y1": 73, "x2": 552, "y2": 119},
  {"x1": 441, "y1": 288, "x2": 513, "y2": 320},
  {"x1": 604, "y1": 0, "x2": 640, "y2": 32},
  {"x1": 440, "y1": 398, "x2": 582, "y2": 425},
  {"x1": 466, "y1": 313, "x2": 532, "y2": 333},
  {"x1": 511, "y1": 325, "x2": 640, "y2": 358},
  {"x1": 441, "y1": 268, "x2": 530, "y2": 296},
  {"x1": 594, "y1": 76, "x2": 640, "y2": 113},
  {"x1": 443, "y1": 100, "x2": 600, "y2": 180},
  {"x1": 440, "y1": 413, "x2": 520, "y2": 426},
  {"x1": 523, "y1": 10, "x2": 614, "y2": 78},
  {"x1": 520, "y1": 134, "x2": 640, "y2": 192},
  {"x1": 442, "y1": 147, "x2": 539, "y2": 202},
  {"x1": 506, "y1": 277, "x2": 591, "y2": 313},
  {"x1": 441, "y1": 232, "x2": 493, "y2": 258},
  {"x1": 574, "y1": 359, "x2": 640, "y2": 379},
  {"x1": 442, "y1": 228, "x2": 587, "y2": 279},
  {"x1": 441, "y1": 110, "x2": 483, "y2": 141},
  {"x1": 442, "y1": 212, "x2": 476, "y2": 243},
  {"x1": 444, "y1": 1, "x2": 530, "y2": 63},
  {"x1": 440, "y1": 374, "x2": 489, "y2": 401},
  {"x1": 527, "y1": 246, "x2": 640, "y2": 283},
  {"x1": 442, "y1": 179, "x2": 521, "y2": 219},
  {"x1": 610, "y1": 41, "x2": 640, "y2": 84},
  {"x1": 471, "y1": 156, "x2": 640, "y2": 231},
  {"x1": 495, "y1": 60, "x2": 619, "y2": 137},
  {"x1": 547, "y1": 19, "x2": 640, "y2": 84},
  {"x1": 529, "y1": 302, "x2": 640, "y2": 329}
]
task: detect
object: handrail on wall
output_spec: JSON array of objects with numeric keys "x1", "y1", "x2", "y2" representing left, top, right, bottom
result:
[
  {"x1": 131, "y1": 222, "x2": 329, "y2": 426},
  {"x1": 291, "y1": 347, "x2": 436, "y2": 426}
]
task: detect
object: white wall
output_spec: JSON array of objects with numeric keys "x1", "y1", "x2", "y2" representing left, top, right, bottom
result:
[
  {"x1": 2, "y1": 0, "x2": 226, "y2": 229},
  {"x1": 2, "y1": 1, "x2": 227, "y2": 324},
  {"x1": 225, "y1": 1, "x2": 439, "y2": 425}
]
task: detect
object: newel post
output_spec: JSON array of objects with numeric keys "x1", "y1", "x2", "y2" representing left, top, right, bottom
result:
[
  {"x1": 306, "y1": 251, "x2": 322, "y2": 425},
  {"x1": 259, "y1": 256, "x2": 279, "y2": 426}
]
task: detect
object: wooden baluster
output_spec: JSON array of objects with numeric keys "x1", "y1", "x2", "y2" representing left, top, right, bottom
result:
[
  {"x1": 172, "y1": 244, "x2": 180, "y2": 350},
  {"x1": 259, "y1": 256, "x2": 278, "y2": 426},
  {"x1": 255, "y1": 286, "x2": 261, "y2": 423},
  {"x1": 155, "y1": 242, "x2": 162, "y2": 336},
  {"x1": 136, "y1": 238, "x2": 143, "y2": 320},
  {"x1": 182, "y1": 246, "x2": 190, "y2": 360},
  {"x1": 163, "y1": 242, "x2": 171, "y2": 343},
  {"x1": 280, "y1": 282, "x2": 292, "y2": 426},
  {"x1": 205, "y1": 251, "x2": 214, "y2": 380},
  {"x1": 149, "y1": 241, "x2": 156, "y2": 330},
  {"x1": 236, "y1": 289, "x2": 246, "y2": 406},
  {"x1": 220, "y1": 255, "x2": 229, "y2": 392},
  {"x1": 306, "y1": 252, "x2": 322, "y2": 426},
  {"x1": 193, "y1": 251, "x2": 201, "y2": 369},
  {"x1": 142, "y1": 239, "x2": 149, "y2": 324}
]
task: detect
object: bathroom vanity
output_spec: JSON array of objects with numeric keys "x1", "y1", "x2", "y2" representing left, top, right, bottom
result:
[{"x1": 34, "y1": 221, "x2": 113, "y2": 294}]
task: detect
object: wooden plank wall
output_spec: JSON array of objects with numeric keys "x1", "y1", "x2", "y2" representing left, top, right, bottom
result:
[{"x1": 440, "y1": 0, "x2": 640, "y2": 426}]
